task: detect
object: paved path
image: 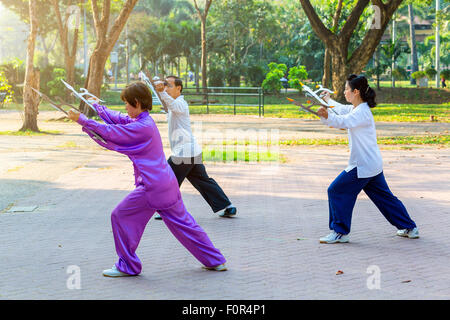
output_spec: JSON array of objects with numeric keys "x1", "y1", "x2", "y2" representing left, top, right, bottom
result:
[{"x1": 0, "y1": 111, "x2": 449, "y2": 299}]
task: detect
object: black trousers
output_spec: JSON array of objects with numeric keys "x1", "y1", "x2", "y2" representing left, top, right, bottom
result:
[{"x1": 168, "y1": 155, "x2": 231, "y2": 213}]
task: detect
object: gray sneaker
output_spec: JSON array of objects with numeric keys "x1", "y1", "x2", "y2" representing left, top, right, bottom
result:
[
  {"x1": 396, "y1": 227, "x2": 419, "y2": 239},
  {"x1": 319, "y1": 231, "x2": 350, "y2": 244}
]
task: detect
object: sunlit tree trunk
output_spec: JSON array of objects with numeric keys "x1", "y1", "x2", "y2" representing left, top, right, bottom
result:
[{"x1": 21, "y1": 0, "x2": 40, "y2": 132}]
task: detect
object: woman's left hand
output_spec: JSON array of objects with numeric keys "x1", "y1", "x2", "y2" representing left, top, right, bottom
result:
[
  {"x1": 68, "y1": 109, "x2": 81, "y2": 122},
  {"x1": 317, "y1": 107, "x2": 328, "y2": 119}
]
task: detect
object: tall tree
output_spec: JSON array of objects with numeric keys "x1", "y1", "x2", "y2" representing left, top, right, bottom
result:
[
  {"x1": 82, "y1": 0, "x2": 138, "y2": 116},
  {"x1": 323, "y1": 0, "x2": 344, "y2": 88},
  {"x1": 52, "y1": 0, "x2": 80, "y2": 100},
  {"x1": 21, "y1": 0, "x2": 40, "y2": 132},
  {"x1": 299, "y1": 0, "x2": 404, "y2": 100},
  {"x1": 408, "y1": 3, "x2": 418, "y2": 85},
  {"x1": 193, "y1": 0, "x2": 212, "y2": 91}
]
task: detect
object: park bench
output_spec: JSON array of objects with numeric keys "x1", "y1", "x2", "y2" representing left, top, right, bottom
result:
[{"x1": 0, "y1": 92, "x2": 7, "y2": 109}]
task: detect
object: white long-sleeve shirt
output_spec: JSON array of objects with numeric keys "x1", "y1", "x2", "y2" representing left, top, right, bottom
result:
[
  {"x1": 159, "y1": 92, "x2": 202, "y2": 158},
  {"x1": 321, "y1": 98, "x2": 383, "y2": 178}
]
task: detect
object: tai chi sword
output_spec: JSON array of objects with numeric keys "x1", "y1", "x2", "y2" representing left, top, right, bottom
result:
[
  {"x1": 139, "y1": 71, "x2": 169, "y2": 113},
  {"x1": 286, "y1": 97, "x2": 320, "y2": 116},
  {"x1": 60, "y1": 79, "x2": 104, "y2": 114},
  {"x1": 298, "y1": 81, "x2": 337, "y2": 115},
  {"x1": 30, "y1": 87, "x2": 107, "y2": 143},
  {"x1": 286, "y1": 97, "x2": 345, "y2": 131}
]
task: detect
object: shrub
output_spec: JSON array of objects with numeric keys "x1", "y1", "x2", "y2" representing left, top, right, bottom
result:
[
  {"x1": 288, "y1": 65, "x2": 308, "y2": 93},
  {"x1": 47, "y1": 68, "x2": 67, "y2": 97},
  {"x1": 425, "y1": 67, "x2": 437, "y2": 80},
  {"x1": 440, "y1": 69, "x2": 450, "y2": 80},
  {"x1": 411, "y1": 71, "x2": 426, "y2": 80},
  {"x1": 0, "y1": 59, "x2": 25, "y2": 101},
  {"x1": 224, "y1": 64, "x2": 242, "y2": 87},
  {"x1": 245, "y1": 64, "x2": 266, "y2": 87},
  {"x1": 208, "y1": 66, "x2": 225, "y2": 87},
  {"x1": 392, "y1": 67, "x2": 408, "y2": 80},
  {"x1": 0, "y1": 71, "x2": 14, "y2": 104},
  {"x1": 262, "y1": 62, "x2": 287, "y2": 94}
]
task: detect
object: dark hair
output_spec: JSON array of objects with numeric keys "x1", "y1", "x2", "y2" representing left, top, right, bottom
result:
[
  {"x1": 166, "y1": 75, "x2": 183, "y2": 92},
  {"x1": 120, "y1": 81, "x2": 153, "y2": 111},
  {"x1": 347, "y1": 74, "x2": 376, "y2": 108}
]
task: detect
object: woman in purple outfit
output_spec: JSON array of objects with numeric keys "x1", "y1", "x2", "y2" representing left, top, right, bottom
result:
[{"x1": 67, "y1": 82, "x2": 227, "y2": 277}]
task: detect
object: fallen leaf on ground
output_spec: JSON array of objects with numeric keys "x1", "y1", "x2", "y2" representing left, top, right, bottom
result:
[{"x1": 336, "y1": 270, "x2": 344, "y2": 275}]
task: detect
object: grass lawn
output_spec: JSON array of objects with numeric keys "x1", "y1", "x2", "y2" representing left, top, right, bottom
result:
[
  {"x1": 202, "y1": 148, "x2": 285, "y2": 163},
  {"x1": 0, "y1": 129, "x2": 62, "y2": 136},
  {"x1": 203, "y1": 135, "x2": 449, "y2": 147}
]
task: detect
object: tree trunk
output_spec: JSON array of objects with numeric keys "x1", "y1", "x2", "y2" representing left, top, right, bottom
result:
[
  {"x1": 193, "y1": 0, "x2": 213, "y2": 95},
  {"x1": 299, "y1": 0, "x2": 404, "y2": 101},
  {"x1": 195, "y1": 62, "x2": 200, "y2": 93},
  {"x1": 21, "y1": 0, "x2": 40, "y2": 132},
  {"x1": 408, "y1": 4, "x2": 418, "y2": 85},
  {"x1": 330, "y1": 45, "x2": 349, "y2": 102},
  {"x1": 376, "y1": 45, "x2": 381, "y2": 90},
  {"x1": 322, "y1": 47, "x2": 332, "y2": 88},
  {"x1": 52, "y1": 0, "x2": 79, "y2": 101},
  {"x1": 200, "y1": 16, "x2": 207, "y2": 91},
  {"x1": 391, "y1": 18, "x2": 396, "y2": 88},
  {"x1": 81, "y1": 49, "x2": 108, "y2": 116},
  {"x1": 323, "y1": 0, "x2": 343, "y2": 88},
  {"x1": 80, "y1": 0, "x2": 138, "y2": 116}
]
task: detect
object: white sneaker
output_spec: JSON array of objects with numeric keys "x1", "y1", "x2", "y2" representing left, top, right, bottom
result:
[
  {"x1": 102, "y1": 265, "x2": 134, "y2": 277},
  {"x1": 202, "y1": 263, "x2": 228, "y2": 271},
  {"x1": 319, "y1": 231, "x2": 350, "y2": 244},
  {"x1": 396, "y1": 227, "x2": 419, "y2": 239}
]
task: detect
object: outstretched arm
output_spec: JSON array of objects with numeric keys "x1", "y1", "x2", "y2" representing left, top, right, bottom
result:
[
  {"x1": 68, "y1": 110, "x2": 149, "y2": 147},
  {"x1": 318, "y1": 106, "x2": 371, "y2": 130},
  {"x1": 94, "y1": 103, "x2": 133, "y2": 125},
  {"x1": 159, "y1": 92, "x2": 188, "y2": 114}
]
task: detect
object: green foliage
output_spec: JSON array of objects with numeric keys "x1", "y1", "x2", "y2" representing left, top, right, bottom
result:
[
  {"x1": 425, "y1": 67, "x2": 437, "y2": 80},
  {"x1": 0, "y1": 71, "x2": 14, "y2": 103},
  {"x1": 392, "y1": 67, "x2": 408, "y2": 81},
  {"x1": 245, "y1": 64, "x2": 266, "y2": 87},
  {"x1": 0, "y1": 59, "x2": 24, "y2": 101},
  {"x1": 208, "y1": 66, "x2": 225, "y2": 87},
  {"x1": 262, "y1": 63, "x2": 286, "y2": 93},
  {"x1": 411, "y1": 71, "x2": 426, "y2": 80},
  {"x1": 287, "y1": 65, "x2": 308, "y2": 93},
  {"x1": 46, "y1": 68, "x2": 67, "y2": 97},
  {"x1": 440, "y1": 69, "x2": 450, "y2": 80}
]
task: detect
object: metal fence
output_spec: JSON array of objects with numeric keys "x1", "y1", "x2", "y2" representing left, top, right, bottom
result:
[{"x1": 177, "y1": 87, "x2": 265, "y2": 117}]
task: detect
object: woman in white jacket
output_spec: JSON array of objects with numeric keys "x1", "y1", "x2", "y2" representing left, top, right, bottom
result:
[{"x1": 316, "y1": 74, "x2": 419, "y2": 244}]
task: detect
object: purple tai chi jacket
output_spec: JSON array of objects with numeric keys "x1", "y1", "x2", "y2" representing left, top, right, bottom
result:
[{"x1": 77, "y1": 104, "x2": 180, "y2": 209}]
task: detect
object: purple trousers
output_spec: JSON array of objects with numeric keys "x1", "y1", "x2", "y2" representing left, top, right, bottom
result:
[{"x1": 111, "y1": 185, "x2": 226, "y2": 275}]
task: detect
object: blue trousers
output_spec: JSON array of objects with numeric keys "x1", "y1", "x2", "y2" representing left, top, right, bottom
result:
[{"x1": 328, "y1": 168, "x2": 416, "y2": 235}]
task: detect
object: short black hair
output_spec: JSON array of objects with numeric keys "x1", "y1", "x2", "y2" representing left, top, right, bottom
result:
[
  {"x1": 166, "y1": 75, "x2": 183, "y2": 92},
  {"x1": 120, "y1": 81, "x2": 153, "y2": 111}
]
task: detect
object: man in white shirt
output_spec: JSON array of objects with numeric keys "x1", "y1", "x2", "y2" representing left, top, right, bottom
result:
[{"x1": 154, "y1": 76, "x2": 237, "y2": 219}]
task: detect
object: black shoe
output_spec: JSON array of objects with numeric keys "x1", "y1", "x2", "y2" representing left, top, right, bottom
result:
[{"x1": 219, "y1": 207, "x2": 237, "y2": 218}]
